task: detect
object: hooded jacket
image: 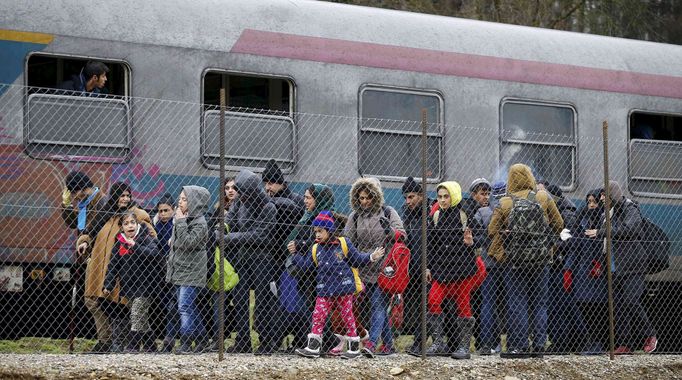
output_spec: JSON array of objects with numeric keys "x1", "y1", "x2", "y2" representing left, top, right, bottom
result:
[
  {"x1": 343, "y1": 177, "x2": 405, "y2": 284},
  {"x1": 596, "y1": 181, "x2": 645, "y2": 275},
  {"x1": 428, "y1": 181, "x2": 482, "y2": 282},
  {"x1": 221, "y1": 170, "x2": 278, "y2": 269},
  {"x1": 104, "y1": 224, "x2": 160, "y2": 298},
  {"x1": 488, "y1": 164, "x2": 564, "y2": 264},
  {"x1": 166, "y1": 185, "x2": 210, "y2": 287}
]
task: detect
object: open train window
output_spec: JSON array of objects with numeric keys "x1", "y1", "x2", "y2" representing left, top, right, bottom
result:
[
  {"x1": 201, "y1": 70, "x2": 296, "y2": 171},
  {"x1": 628, "y1": 111, "x2": 682, "y2": 198},
  {"x1": 24, "y1": 54, "x2": 131, "y2": 162},
  {"x1": 358, "y1": 85, "x2": 443, "y2": 181},
  {"x1": 500, "y1": 99, "x2": 576, "y2": 189}
]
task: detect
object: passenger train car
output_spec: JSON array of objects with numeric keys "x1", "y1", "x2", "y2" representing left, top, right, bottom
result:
[{"x1": 1, "y1": 0, "x2": 681, "y2": 348}]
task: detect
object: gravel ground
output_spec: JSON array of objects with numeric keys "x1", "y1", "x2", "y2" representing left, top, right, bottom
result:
[{"x1": 1, "y1": 353, "x2": 681, "y2": 380}]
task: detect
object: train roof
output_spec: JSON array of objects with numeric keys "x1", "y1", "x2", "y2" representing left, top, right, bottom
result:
[{"x1": 3, "y1": 0, "x2": 682, "y2": 77}]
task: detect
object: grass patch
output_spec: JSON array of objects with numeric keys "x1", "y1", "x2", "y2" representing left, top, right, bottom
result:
[{"x1": 0, "y1": 337, "x2": 96, "y2": 354}]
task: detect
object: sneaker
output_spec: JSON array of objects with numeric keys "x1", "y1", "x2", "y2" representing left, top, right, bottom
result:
[
  {"x1": 376, "y1": 344, "x2": 396, "y2": 356},
  {"x1": 361, "y1": 341, "x2": 376, "y2": 358},
  {"x1": 643, "y1": 336, "x2": 658, "y2": 354},
  {"x1": 614, "y1": 346, "x2": 633, "y2": 355},
  {"x1": 500, "y1": 349, "x2": 531, "y2": 359}
]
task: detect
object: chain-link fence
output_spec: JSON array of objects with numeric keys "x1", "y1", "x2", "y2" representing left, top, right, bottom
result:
[{"x1": 0, "y1": 83, "x2": 681, "y2": 359}]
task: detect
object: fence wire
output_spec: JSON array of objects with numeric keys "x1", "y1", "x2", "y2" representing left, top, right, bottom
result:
[{"x1": 0, "y1": 83, "x2": 681, "y2": 359}]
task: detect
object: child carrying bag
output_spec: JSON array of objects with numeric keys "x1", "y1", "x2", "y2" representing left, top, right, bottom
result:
[
  {"x1": 377, "y1": 230, "x2": 411, "y2": 295},
  {"x1": 312, "y1": 237, "x2": 363, "y2": 294}
]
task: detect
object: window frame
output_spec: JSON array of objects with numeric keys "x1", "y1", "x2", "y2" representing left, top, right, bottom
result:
[
  {"x1": 357, "y1": 84, "x2": 444, "y2": 183},
  {"x1": 499, "y1": 97, "x2": 578, "y2": 191},
  {"x1": 23, "y1": 52, "x2": 132, "y2": 163},
  {"x1": 200, "y1": 68, "x2": 297, "y2": 172},
  {"x1": 627, "y1": 109, "x2": 682, "y2": 199}
]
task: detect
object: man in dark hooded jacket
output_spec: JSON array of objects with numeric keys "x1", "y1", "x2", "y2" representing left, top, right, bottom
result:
[
  {"x1": 218, "y1": 170, "x2": 279, "y2": 354},
  {"x1": 585, "y1": 181, "x2": 657, "y2": 354}
]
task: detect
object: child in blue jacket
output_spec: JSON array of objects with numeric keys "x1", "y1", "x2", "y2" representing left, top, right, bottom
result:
[{"x1": 293, "y1": 211, "x2": 384, "y2": 359}]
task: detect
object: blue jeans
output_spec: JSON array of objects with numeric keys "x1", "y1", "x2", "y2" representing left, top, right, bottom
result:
[
  {"x1": 368, "y1": 283, "x2": 393, "y2": 348},
  {"x1": 479, "y1": 265, "x2": 503, "y2": 348},
  {"x1": 176, "y1": 286, "x2": 206, "y2": 339},
  {"x1": 504, "y1": 265, "x2": 548, "y2": 351}
]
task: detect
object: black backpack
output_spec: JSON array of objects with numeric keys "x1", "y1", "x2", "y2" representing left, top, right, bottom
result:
[
  {"x1": 640, "y1": 217, "x2": 671, "y2": 275},
  {"x1": 505, "y1": 192, "x2": 552, "y2": 266}
]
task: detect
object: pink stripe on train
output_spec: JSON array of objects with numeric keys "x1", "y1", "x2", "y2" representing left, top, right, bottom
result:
[{"x1": 231, "y1": 29, "x2": 682, "y2": 99}]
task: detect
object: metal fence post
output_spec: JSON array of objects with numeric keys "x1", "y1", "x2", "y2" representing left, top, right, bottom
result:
[
  {"x1": 602, "y1": 120, "x2": 615, "y2": 361},
  {"x1": 420, "y1": 109, "x2": 428, "y2": 359}
]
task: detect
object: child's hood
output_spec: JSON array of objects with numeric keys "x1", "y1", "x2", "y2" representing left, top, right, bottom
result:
[{"x1": 182, "y1": 185, "x2": 210, "y2": 217}]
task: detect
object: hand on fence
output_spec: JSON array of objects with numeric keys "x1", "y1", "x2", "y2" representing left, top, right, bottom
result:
[
  {"x1": 61, "y1": 188, "x2": 71, "y2": 207},
  {"x1": 585, "y1": 229, "x2": 598, "y2": 238},
  {"x1": 563, "y1": 270, "x2": 573, "y2": 292},
  {"x1": 287, "y1": 241, "x2": 296, "y2": 254},
  {"x1": 370, "y1": 247, "x2": 385, "y2": 262},
  {"x1": 102, "y1": 288, "x2": 110, "y2": 297},
  {"x1": 77, "y1": 242, "x2": 88, "y2": 256},
  {"x1": 463, "y1": 228, "x2": 473, "y2": 246},
  {"x1": 425, "y1": 269, "x2": 432, "y2": 282}
]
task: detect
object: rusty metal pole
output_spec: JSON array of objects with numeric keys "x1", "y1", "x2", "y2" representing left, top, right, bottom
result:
[
  {"x1": 602, "y1": 120, "x2": 615, "y2": 360},
  {"x1": 420, "y1": 109, "x2": 428, "y2": 359},
  {"x1": 218, "y1": 89, "x2": 227, "y2": 361}
]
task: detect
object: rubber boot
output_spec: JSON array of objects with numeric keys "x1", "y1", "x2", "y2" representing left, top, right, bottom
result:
[
  {"x1": 295, "y1": 333, "x2": 322, "y2": 358},
  {"x1": 425, "y1": 313, "x2": 449, "y2": 356},
  {"x1": 341, "y1": 336, "x2": 361, "y2": 360},
  {"x1": 451, "y1": 317, "x2": 474, "y2": 360},
  {"x1": 110, "y1": 317, "x2": 127, "y2": 353}
]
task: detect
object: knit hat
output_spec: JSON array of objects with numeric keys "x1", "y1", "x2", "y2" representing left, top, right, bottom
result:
[
  {"x1": 491, "y1": 181, "x2": 506, "y2": 197},
  {"x1": 156, "y1": 192, "x2": 175, "y2": 209},
  {"x1": 312, "y1": 210, "x2": 336, "y2": 232},
  {"x1": 262, "y1": 159, "x2": 285, "y2": 184},
  {"x1": 469, "y1": 178, "x2": 492, "y2": 193},
  {"x1": 65, "y1": 171, "x2": 94, "y2": 192},
  {"x1": 402, "y1": 176, "x2": 422, "y2": 195}
]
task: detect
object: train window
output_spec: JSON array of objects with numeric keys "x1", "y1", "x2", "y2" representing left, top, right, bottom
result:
[
  {"x1": 201, "y1": 71, "x2": 295, "y2": 170},
  {"x1": 24, "y1": 54, "x2": 131, "y2": 161},
  {"x1": 358, "y1": 86, "x2": 443, "y2": 180},
  {"x1": 500, "y1": 100, "x2": 576, "y2": 189},
  {"x1": 629, "y1": 111, "x2": 682, "y2": 197}
]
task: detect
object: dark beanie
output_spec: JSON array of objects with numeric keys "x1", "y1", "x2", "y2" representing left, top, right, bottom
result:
[
  {"x1": 402, "y1": 177, "x2": 422, "y2": 195},
  {"x1": 156, "y1": 193, "x2": 175, "y2": 209},
  {"x1": 262, "y1": 159, "x2": 285, "y2": 184},
  {"x1": 65, "y1": 171, "x2": 94, "y2": 192}
]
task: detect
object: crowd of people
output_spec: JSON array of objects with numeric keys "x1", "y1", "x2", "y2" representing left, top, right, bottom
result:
[{"x1": 60, "y1": 160, "x2": 659, "y2": 359}]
